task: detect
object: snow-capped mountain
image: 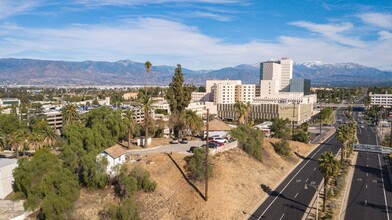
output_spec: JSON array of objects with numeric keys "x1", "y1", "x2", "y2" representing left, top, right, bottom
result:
[{"x1": 0, "y1": 58, "x2": 390, "y2": 86}]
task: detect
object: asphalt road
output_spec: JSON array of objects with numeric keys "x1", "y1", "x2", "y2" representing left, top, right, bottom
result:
[
  {"x1": 344, "y1": 114, "x2": 392, "y2": 220},
  {"x1": 248, "y1": 115, "x2": 346, "y2": 220}
]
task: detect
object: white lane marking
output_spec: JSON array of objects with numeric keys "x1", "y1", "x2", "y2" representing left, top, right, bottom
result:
[
  {"x1": 366, "y1": 184, "x2": 367, "y2": 189},
  {"x1": 305, "y1": 178, "x2": 309, "y2": 182},
  {"x1": 279, "y1": 213, "x2": 285, "y2": 220},
  {"x1": 294, "y1": 193, "x2": 299, "y2": 198},
  {"x1": 366, "y1": 173, "x2": 368, "y2": 177},
  {"x1": 314, "y1": 168, "x2": 316, "y2": 171},
  {"x1": 378, "y1": 154, "x2": 390, "y2": 220},
  {"x1": 367, "y1": 164, "x2": 368, "y2": 167},
  {"x1": 365, "y1": 200, "x2": 367, "y2": 206},
  {"x1": 256, "y1": 135, "x2": 334, "y2": 220}
]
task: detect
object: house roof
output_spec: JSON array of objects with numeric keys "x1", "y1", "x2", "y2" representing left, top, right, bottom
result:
[
  {"x1": 104, "y1": 145, "x2": 127, "y2": 159},
  {"x1": 202, "y1": 119, "x2": 232, "y2": 131}
]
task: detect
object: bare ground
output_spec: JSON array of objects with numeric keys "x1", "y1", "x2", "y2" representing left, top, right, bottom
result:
[{"x1": 72, "y1": 138, "x2": 316, "y2": 220}]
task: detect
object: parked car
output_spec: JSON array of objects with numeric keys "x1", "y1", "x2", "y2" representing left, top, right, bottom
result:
[
  {"x1": 170, "y1": 138, "x2": 179, "y2": 144},
  {"x1": 201, "y1": 142, "x2": 220, "y2": 148},
  {"x1": 209, "y1": 140, "x2": 224, "y2": 146},
  {"x1": 180, "y1": 138, "x2": 188, "y2": 144},
  {"x1": 208, "y1": 137, "x2": 227, "y2": 143}
]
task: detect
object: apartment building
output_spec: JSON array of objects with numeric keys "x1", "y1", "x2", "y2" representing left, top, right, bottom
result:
[
  {"x1": 235, "y1": 84, "x2": 256, "y2": 103},
  {"x1": 259, "y1": 80, "x2": 280, "y2": 97},
  {"x1": 370, "y1": 93, "x2": 392, "y2": 108}
]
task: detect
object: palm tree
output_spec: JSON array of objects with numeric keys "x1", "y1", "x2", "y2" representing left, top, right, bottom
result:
[
  {"x1": 124, "y1": 109, "x2": 136, "y2": 149},
  {"x1": 0, "y1": 128, "x2": 6, "y2": 150},
  {"x1": 28, "y1": 132, "x2": 43, "y2": 151},
  {"x1": 9, "y1": 129, "x2": 26, "y2": 158},
  {"x1": 234, "y1": 101, "x2": 250, "y2": 125},
  {"x1": 62, "y1": 104, "x2": 79, "y2": 126},
  {"x1": 184, "y1": 110, "x2": 203, "y2": 140},
  {"x1": 318, "y1": 151, "x2": 340, "y2": 211},
  {"x1": 140, "y1": 95, "x2": 156, "y2": 147},
  {"x1": 144, "y1": 61, "x2": 152, "y2": 96},
  {"x1": 41, "y1": 125, "x2": 58, "y2": 147},
  {"x1": 336, "y1": 126, "x2": 347, "y2": 166}
]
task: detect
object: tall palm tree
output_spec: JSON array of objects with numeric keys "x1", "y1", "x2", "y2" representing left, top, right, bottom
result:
[
  {"x1": 337, "y1": 126, "x2": 348, "y2": 166},
  {"x1": 144, "y1": 61, "x2": 152, "y2": 96},
  {"x1": 184, "y1": 110, "x2": 203, "y2": 140},
  {"x1": 124, "y1": 109, "x2": 136, "y2": 149},
  {"x1": 140, "y1": 95, "x2": 156, "y2": 147},
  {"x1": 318, "y1": 151, "x2": 340, "y2": 212}
]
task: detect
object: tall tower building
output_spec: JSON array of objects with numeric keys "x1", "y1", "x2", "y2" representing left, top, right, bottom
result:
[
  {"x1": 259, "y1": 61, "x2": 281, "y2": 81},
  {"x1": 279, "y1": 58, "x2": 293, "y2": 92}
]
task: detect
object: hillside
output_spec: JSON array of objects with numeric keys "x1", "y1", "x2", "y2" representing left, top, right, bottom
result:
[
  {"x1": 0, "y1": 58, "x2": 391, "y2": 86},
  {"x1": 72, "y1": 138, "x2": 315, "y2": 220}
]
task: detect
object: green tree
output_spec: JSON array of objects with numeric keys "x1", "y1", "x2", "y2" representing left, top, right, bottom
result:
[
  {"x1": 272, "y1": 139, "x2": 291, "y2": 156},
  {"x1": 185, "y1": 147, "x2": 213, "y2": 181},
  {"x1": 62, "y1": 104, "x2": 79, "y2": 126},
  {"x1": 230, "y1": 125, "x2": 263, "y2": 161},
  {"x1": 293, "y1": 130, "x2": 311, "y2": 143},
  {"x1": 165, "y1": 64, "x2": 195, "y2": 137},
  {"x1": 318, "y1": 151, "x2": 340, "y2": 212},
  {"x1": 13, "y1": 149, "x2": 80, "y2": 219},
  {"x1": 100, "y1": 198, "x2": 139, "y2": 220},
  {"x1": 144, "y1": 61, "x2": 152, "y2": 96},
  {"x1": 270, "y1": 118, "x2": 290, "y2": 139},
  {"x1": 184, "y1": 110, "x2": 203, "y2": 139},
  {"x1": 9, "y1": 129, "x2": 27, "y2": 158}
]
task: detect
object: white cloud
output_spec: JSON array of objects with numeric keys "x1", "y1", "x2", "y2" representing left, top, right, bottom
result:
[
  {"x1": 289, "y1": 21, "x2": 365, "y2": 48},
  {"x1": 378, "y1": 31, "x2": 392, "y2": 40},
  {"x1": 1, "y1": 18, "x2": 392, "y2": 70},
  {"x1": 192, "y1": 11, "x2": 232, "y2": 21},
  {"x1": 358, "y1": 12, "x2": 392, "y2": 29},
  {"x1": 73, "y1": 0, "x2": 240, "y2": 6},
  {"x1": 0, "y1": 0, "x2": 41, "y2": 20}
]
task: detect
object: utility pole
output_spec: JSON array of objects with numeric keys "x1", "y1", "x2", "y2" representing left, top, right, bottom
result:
[
  {"x1": 205, "y1": 109, "x2": 209, "y2": 201},
  {"x1": 292, "y1": 102, "x2": 296, "y2": 140}
]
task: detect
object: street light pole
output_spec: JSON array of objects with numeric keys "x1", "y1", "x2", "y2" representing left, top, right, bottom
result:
[{"x1": 305, "y1": 184, "x2": 320, "y2": 220}]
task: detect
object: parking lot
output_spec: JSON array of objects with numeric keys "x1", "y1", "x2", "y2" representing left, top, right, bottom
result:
[{"x1": 127, "y1": 140, "x2": 205, "y2": 155}]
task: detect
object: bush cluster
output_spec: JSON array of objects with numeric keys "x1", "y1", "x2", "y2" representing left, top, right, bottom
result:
[
  {"x1": 272, "y1": 140, "x2": 291, "y2": 157},
  {"x1": 229, "y1": 125, "x2": 264, "y2": 161}
]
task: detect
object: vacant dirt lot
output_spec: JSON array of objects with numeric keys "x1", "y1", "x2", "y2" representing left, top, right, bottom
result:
[{"x1": 72, "y1": 138, "x2": 316, "y2": 220}]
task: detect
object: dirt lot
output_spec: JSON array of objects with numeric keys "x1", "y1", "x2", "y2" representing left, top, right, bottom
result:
[{"x1": 73, "y1": 138, "x2": 316, "y2": 220}]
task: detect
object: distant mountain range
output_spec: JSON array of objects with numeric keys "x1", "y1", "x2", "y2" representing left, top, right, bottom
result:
[{"x1": 0, "y1": 58, "x2": 391, "y2": 87}]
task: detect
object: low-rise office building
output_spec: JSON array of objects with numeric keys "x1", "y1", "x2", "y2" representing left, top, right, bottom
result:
[{"x1": 370, "y1": 93, "x2": 392, "y2": 108}]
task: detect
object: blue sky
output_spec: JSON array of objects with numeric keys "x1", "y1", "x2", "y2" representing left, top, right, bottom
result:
[{"x1": 1, "y1": 0, "x2": 392, "y2": 70}]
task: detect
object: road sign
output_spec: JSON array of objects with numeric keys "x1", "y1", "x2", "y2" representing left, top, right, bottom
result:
[{"x1": 353, "y1": 144, "x2": 392, "y2": 154}]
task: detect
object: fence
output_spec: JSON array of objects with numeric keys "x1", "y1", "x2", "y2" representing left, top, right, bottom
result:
[{"x1": 210, "y1": 140, "x2": 238, "y2": 155}]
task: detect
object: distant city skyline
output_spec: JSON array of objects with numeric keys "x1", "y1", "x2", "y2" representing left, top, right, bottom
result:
[{"x1": 0, "y1": 0, "x2": 391, "y2": 70}]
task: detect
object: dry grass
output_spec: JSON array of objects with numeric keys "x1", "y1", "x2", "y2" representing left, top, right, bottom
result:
[{"x1": 72, "y1": 138, "x2": 316, "y2": 220}]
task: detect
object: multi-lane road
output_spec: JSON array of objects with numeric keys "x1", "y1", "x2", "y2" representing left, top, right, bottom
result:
[
  {"x1": 249, "y1": 110, "x2": 344, "y2": 220},
  {"x1": 344, "y1": 114, "x2": 392, "y2": 220}
]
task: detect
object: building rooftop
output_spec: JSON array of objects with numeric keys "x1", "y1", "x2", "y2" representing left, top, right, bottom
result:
[{"x1": 104, "y1": 145, "x2": 127, "y2": 159}]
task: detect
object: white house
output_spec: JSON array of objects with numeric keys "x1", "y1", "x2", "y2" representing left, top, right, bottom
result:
[
  {"x1": 97, "y1": 145, "x2": 127, "y2": 175},
  {"x1": 0, "y1": 159, "x2": 18, "y2": 199}
]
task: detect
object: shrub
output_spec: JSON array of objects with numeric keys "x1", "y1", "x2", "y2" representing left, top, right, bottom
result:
[
  {"x1": 99, "y1": 198, "x2": 139, "y2": 220},
  {"x1": 293, "y1": 130, "x2": 311, "y2": 143},
  {"x1": 229, "y1": 125, "x2": 263, "y2": 161},
  {"x1": 185, "y1": 147, "x2": 213, "y2": 181},
  {"x1": 272, "y1": 140, "x2": 291, "y2": 156}
]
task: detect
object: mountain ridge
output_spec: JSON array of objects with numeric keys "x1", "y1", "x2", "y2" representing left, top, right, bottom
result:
[{"x1": 0, "y1": 58, "x2": 391, "y2": 86}]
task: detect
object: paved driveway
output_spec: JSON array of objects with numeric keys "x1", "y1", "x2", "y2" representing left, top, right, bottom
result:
[{"x1": 127, "y1": 140, "x2": 205, "y2": 155}]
